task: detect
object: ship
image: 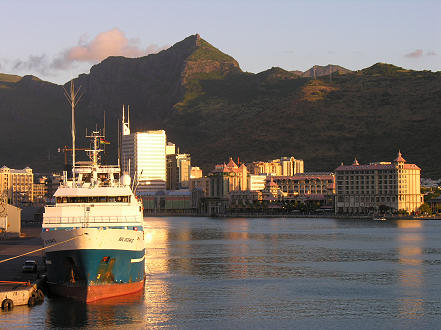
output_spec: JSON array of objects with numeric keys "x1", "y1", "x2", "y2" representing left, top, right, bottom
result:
[
  {"x1": 41, "y1": 130, "x2": 145, "y2": 302},
  {"x1": 41, "y1": 84, "x2": 145, "y2": 302}
]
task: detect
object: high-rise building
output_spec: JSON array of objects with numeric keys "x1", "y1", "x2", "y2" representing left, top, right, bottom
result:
[
  {"x1": 121, "y1": 108, "x2": 166, "y2": 192},
  {"x1": 166, "y1": 142, "x2": 192, "y2": 190},
  {"x1": 335, "y1": 152, "x2": 423, "y2": 214}
]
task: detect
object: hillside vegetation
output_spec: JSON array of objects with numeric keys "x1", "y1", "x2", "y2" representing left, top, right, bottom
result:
[{"x1": 1, "y1": 35, "x2": 441, "y2": 177}]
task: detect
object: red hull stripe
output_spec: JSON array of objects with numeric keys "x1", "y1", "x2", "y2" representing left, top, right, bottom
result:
[{"x1": 49, "y1": 279, "x2": 145, "y2": 303}]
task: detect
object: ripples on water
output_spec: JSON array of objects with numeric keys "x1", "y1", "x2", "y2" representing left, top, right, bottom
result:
[{"x1": 2, "y1": 217, "x2": 441, "y2": 329}]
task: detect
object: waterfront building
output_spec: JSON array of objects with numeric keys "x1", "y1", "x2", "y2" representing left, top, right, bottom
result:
[
  {"x1": 248, "y1": 174, "x2": 267, "y2": 191},
  {"x1": 428, "y1": 195, "x2": 441, "y2": 214},
  {"x1": 271, "y1": 173, "x2": 335, "y2": 198},
  {"x1": 208, "y1": 158, "x2": 248, "y2": 198},
  {"x1": 270, "y1": 173, "x2": 335, "y2": 208},
  {"x1": 140, "y1": 190, "x2": 193, "y2": 214},
  {"x1": 335, "y1": 152, "x2": 424, "y2": 214},
  {"x1": 121, "y1": 110, "x2": 167, "y2": 192},
  {"x1": 229, "y1": 190, "x2": 262, "y2": 208},
  {"x1": 262, "y1": 177, "x2": 283, "y2": 200},
  {"x1": 248, "y1": 156, "x2": 304, "y2": 176},
  {"x1": 166, "y1": 155, "x2": 178, "y2": 190},
  {"x1": 166, "y1": 150, "x2": 191, "y2": 190},
  {"x1": 175, "y1": 154, "x2": 191, "y2": 189},
  {"x1": 0, "y1": 166, "x2": 34, "y2": 207},
  {"x1": 189, "y1": 177, "x2": 210, "y2": 196},
  {"x1": 190, "y1": 167, "x2": 203, "y2": 179},
  {"x1": 228, "y1": 173, "x2": 335, "y2": 209},
  {"x1": 33, "y1": 182, "x2": 47, "y2": 205}
]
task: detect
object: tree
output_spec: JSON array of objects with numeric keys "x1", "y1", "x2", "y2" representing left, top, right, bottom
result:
[{"x1": 419, "y1": 203, "x2": 432, "y2": 215}]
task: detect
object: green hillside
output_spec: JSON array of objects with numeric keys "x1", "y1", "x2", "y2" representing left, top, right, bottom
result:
[{"x1": 0, "y1": 35, "x2": 441, "y2": 178}]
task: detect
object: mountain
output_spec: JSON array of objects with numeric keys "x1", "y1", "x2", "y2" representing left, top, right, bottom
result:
[
  {"x1": 302, "y1": 64, "x2": 352, "y2": 78},
  {"x1": 1, "y1": 35, "x2": 441, "y2": 178}
]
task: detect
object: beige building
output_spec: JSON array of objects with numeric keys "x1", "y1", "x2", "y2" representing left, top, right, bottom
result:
[
  {"x1": 248, "y1": 174, "x2": 267, "y2": 191},
  {"x1": 271, "y1": 172, "x2": 335, "y2": 202},
  {"x1": 0, "y1": 166, "x2": 34, "y2": 207},
  {"x1": 335, "y1": 152, "x2": 423, "y2": 214},
  {"x1": 248, "y1": 156, "x2": 304, "y2": 176},
  {"x1": 33, "y1": 182, "x2": 47, "y2": 205},
  {"x1": 209, "y1": 158, "x2": 248, "y2": 198},
  {"x1": 190, "y1": 167, "x2": 203, "y2": 179}
]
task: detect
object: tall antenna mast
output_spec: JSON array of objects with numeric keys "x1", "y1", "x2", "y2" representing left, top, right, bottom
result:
[{"x1": 63, "y1": 80, "x2": 82, "y2": 184}]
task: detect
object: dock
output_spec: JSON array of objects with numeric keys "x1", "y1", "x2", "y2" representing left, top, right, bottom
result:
[{"x1": 0, "y1": 224, "x2": 45, "y2": 310}]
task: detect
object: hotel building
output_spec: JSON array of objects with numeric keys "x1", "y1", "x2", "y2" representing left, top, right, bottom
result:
[
  {"x1": 271, "y1": 173, "x2": 335, "y2": 199},
  {"x1": 0, "y1": 166, "x2": 34, "y2": 207},
  {"x1": 335, "y1": 152, "x2": 423, "y2": 214}
]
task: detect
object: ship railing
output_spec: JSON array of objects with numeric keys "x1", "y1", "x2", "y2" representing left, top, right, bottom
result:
[{"x1": 43, "y1": 215, "x2": 142, "y2": 224}]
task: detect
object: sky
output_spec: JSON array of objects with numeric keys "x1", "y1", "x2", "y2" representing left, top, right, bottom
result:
[{"x1": 0, "y1": 0, "x2": 439, "y2": 84}]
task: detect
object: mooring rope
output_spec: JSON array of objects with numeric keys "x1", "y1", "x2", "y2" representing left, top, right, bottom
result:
[{"x1": 0, "y1": 233, "x2": 86, "y2": 264}]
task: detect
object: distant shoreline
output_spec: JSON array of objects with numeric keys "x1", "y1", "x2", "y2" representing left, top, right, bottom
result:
[{"x1": 143, "y1": 213, "x2": 440, "y2": 220}]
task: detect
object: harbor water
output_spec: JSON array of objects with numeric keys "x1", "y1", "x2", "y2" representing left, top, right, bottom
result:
[{"x1": 2, "y1": 217, "x2": 441, "y2": 329}]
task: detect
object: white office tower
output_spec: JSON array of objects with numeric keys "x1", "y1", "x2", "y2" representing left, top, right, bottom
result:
[{"x1": 121, "y1": 106, "x2": 167, "y2": 192}]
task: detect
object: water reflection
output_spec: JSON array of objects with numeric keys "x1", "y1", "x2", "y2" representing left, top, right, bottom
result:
[
  {"x1": 45, "y1": 292, "x2": 144, "y2": 328},
  {"x1": 396, "y1": 220, "x2": 424, "y2": 318},
  {"x1": 4, "y1": 217, "x2": 441, "y2": 328},
  {"x1": 226, "y1": 218, "x2": 250, "y2": 278},
  {"x1": 143, "y1": 219, "x2": 172, "y2": 327}
]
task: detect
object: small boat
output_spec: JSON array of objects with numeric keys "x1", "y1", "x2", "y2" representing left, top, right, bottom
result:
[{"x1": 372, "y1": 215, "x2": 387, "y2": 221}]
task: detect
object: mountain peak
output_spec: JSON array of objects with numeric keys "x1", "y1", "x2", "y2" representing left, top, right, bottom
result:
[
  {"x1": 302, "y1": 64, "x2": 351, "y2": 78},
  {"x1": 181, "y1": 35, "x2": 241, "y2": 83},
  {"x1": 258, "y1": 67, "x2": 300, "y2": 80},
  {"x1": 361, "y1": 62, "x2": 409, "y2": 75}
]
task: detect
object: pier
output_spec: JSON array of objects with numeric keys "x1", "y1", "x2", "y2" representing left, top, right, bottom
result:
[{"x1": 0, "y1": 224, "x2": 45, "y2": 309}]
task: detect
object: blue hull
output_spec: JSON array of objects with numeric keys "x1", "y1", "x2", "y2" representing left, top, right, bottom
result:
[{"x1": 45, "y1": 248, "x2": 145, "y2": 300}]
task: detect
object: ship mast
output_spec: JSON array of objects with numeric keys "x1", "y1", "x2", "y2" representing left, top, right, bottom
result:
[
  {"x1": 64, "y1": 80, "x2": 81, "y2": 184},
  {"x1": 85, "y1": 130, "x2": 104, "y2": 166}
]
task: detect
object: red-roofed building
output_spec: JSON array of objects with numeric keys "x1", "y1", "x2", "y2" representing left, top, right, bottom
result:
[
  {"x1": 209, "y1": 158, "x2": 248, "y2": 198},
  {"x1": 335, "y1": 152, "x2": 423, "y2": 214}
]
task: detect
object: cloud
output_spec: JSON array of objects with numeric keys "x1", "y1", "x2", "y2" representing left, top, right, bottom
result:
[
  {"x1": 4, "y1": 29, "x2": 168, "y2": 76},
  {"x1": 52, "y1": 28, "x2": 167, "y2": 69},
  {"x1": 404, "y1": 49, "x2": 423, "y2": 58},
  {"x1": 426, "y1": 50, "x2": 437, "y2": 56},
  {"x1": 12, "y1": 54, "x2": 50, "y2": 75}
]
